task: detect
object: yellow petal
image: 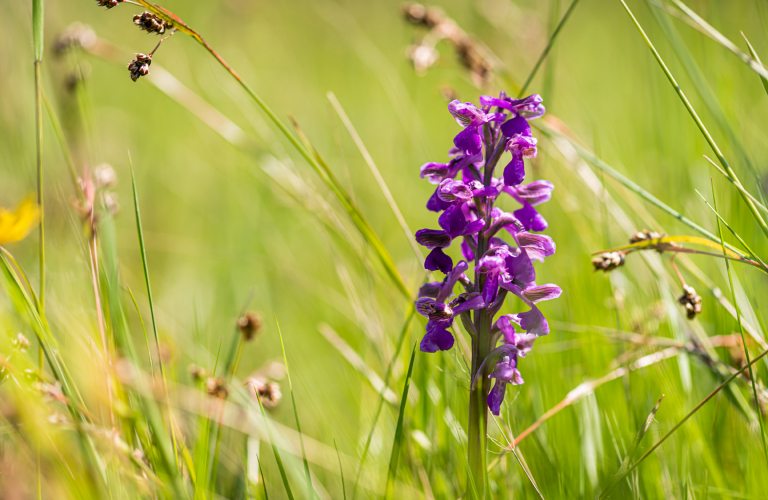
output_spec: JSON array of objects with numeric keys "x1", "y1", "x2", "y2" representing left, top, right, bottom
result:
[{"x1": 0, "y1": 197, "x2": 40, "y2": 245}]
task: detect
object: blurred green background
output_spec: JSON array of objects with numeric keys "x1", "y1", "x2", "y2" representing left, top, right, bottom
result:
[{"x1": 2, "y1": 0, "x2": 768, "y2": 498}]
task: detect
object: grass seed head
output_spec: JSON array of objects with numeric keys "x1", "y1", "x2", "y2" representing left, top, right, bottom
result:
[
  {"x1": 592, "y1": 251, "x2": 625, "y2": 272},
  {"x1": 205, "y1": 377, "x2": 228, "y2": 399},
  {"x1": 678, "y1": 285, "x2": 702, "y2": 320},
  {"x1": 128, "y1": 53, "x2": 152, "y2": 82},
  {"x1": 133, "y1": 12, "x2": 169, "y2": 35},
  {"x1": 95, "y1": 0, "x2": 122, "y2": 9},
  {"x1": 237, "y1": 311, "x2": 262, "y2": 341}
]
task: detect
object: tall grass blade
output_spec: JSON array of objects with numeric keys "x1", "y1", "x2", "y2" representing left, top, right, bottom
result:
[
  {"x1": 327, "y1": 91, "x2": 423, "y2": 263},
  {"x1": 258, "y1": 457, "x2": 269, "y2": 500},
  {"x1": 618, "y1": 0, "x2": 768, "y2": 239},
  {"x1": 598, "y1": 395, "x2": 664, "y2": 499},
  {"x1": 351, "y1": 304, "x2": 416, "y2": 499},
  {"x1": 537, "y1": 120, "x2": 744, "y2": 255},
  {"x1": 518, "y1": 0, "x2": 582, "y2": 97},
  {"x1": 647, "y1": 0, "x2": 767, "y2": 205},
  {"x1": 255, "y1": 389, "x2": 295, "y2": 500},
  {"x1": 335, "y1": 439, "x2": 347, "y2": 500},
  {"x1": 669, "y1": 0, "x2": 768, "y2": 81},
  {"x1": 711, "y1": 179, "x2": 768, "y2": 466},
  {"x1": 129, "y1": 151, "x2": 179, "y2": 468},
  {"x1": 383, "y1": 342, "x2": 417, "y2": 500},
  {"x1": 275, "y1": 315, "x2": 313, "y2": 499},
  {"x1": 741, "y1": 32, "x2": 768, "y2": 96},
  {"x1": 125, "y1": 285, "x2": 156, "y2": 376},
  {"x1": 702, "y1": 155, "x2": 768, "y2": 214},
  {"x1": 625, "y1": 347, "x2": 768, "y2": 478}
]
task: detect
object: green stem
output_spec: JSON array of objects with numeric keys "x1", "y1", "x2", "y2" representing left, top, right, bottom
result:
[{"x1": 34, "y1": 61, "x2": 44, "y2": 314}]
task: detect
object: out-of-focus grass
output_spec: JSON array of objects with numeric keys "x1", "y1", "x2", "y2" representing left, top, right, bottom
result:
[{"x1": 2, "y1": 0, "x2": 768, "y2": 498}]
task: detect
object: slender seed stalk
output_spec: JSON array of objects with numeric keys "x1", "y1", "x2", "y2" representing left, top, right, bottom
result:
[{"x1": 711, "y1": 179, "x2": 768, "y2": 466}]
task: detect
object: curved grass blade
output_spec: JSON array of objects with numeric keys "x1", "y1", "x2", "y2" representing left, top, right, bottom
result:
[
  {"x1": 351, "y1": 304, "x2": 416, "y2": 500},
  {"x1": 275, "y1": 316, "x2": 313, "y2": 499},
  {"x1": 711, "y1": 180, "x2": 768, "y2": 467},
  {"x1": 383, "y1": 342, "x2": 417, "y2": 500},
  {"x1": 129, "y1": 151, "x2": 179, "y2": 468},
  {"x1": 598, "y1": 235, "x2": 746, "y2": 259},
  {"x1": 703, "y1": 155, "x2": 768, "y2": 214},
  {"x1": 694, "y1": 191, "x2": 768, "y2": 273},
  {"x1": 669, "y1": 0, "x2": 768, "y2": 82},
  {"x1": 535, "y1": 120, "x2": 743, "y2": 256},
  {"x1": 624, "y1": 347, "x2": 768, "y2": 479},
  {"x1": 618, "y1": 0, "x2": 768, "y2": 239},
  {"x1": 518, "y1": 0, "x2": 582, "y2": 97},
  {"x1": 598, "y1": 395, "x2": 664, "y2": 499},
  {"x1": 327, "y1": 92, "x2": 423, "y2": 264},
  {"x1": 335, "y1": 439, "x2": 347, "y2": 500},
  {"x1": 742, "y1": 32, "x2": 768, "y2": 95},
  {"x1": 255, "y1": 387, "x2": 295, "y2": 500}
]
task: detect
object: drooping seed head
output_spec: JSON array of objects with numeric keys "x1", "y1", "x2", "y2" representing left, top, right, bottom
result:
[
  {"x1": 237, "y1": 311, "x2": 262, "y2": 341},
  {"x1": 127, "y1": 53, "x2": 152, "y2": 82},
  {"x1": 591, "y1": 252, "x2": 625, "y2": 272},
  {"x1": 678, "y1": 285, "x2": 702, "y2": 320},
  {"x1": 629, "y1": 229, "x2": 665, "y2": 244},
  {"x1": 133, "y1": 11, "x2": 169, "y2": 35},
  {"x1": 96, "y1": 0, "x2": 122, "y2": 9},
  {"x1": 205, "y1": 377, "x2": 228, "y2": 399}
]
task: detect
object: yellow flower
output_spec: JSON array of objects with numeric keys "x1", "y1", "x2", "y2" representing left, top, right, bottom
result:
[{"x1": 0, "y1": 197, "x2": 40, "y2": 245}]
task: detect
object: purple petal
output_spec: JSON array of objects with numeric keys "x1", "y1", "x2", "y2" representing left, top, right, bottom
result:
[
  {"x1": 451, "y1": 294, "x2": 486, "y2": 314},
  {"x1": 461, "y1": 239, "x2": 475, "y2": 261},
  {"x1": 454, "y1": 127, "x2": 483, "y2": 156},
  {"x1": 514, "y1": 180, "x2": 554, "y2": 205},
  {"x1": 487, "y1": 381, "x2": 507, "y2": 416},
  {"x1": 514, "y1": 202, "x2": 548, "y2": 232},
  {"x1": 436, "y1": 260, "x2": 469, "y2": 303},
  {"x1": 504, "y1": 249, "x2": 536, "y2": 288},
  {"x1": 427, "y1": 187, "x2": 452, "y2": 213},
  {"x1": 500, "y1": 115, "x2": 531, "y2": 138},
  {"x1": 439, "y1": 204, "x2": 468, "y2": 237},
  {"x1": 517, "y1": 232, "x2": 556, "y2": 261},
  {"x1": 516, "y1": 306, "x2": 550, "y2": 336},
  {"x1": 480, "y1": 95, "x2": 512, "y2": 110},
  {"x1": 415, "y1": 229, "x2": 452, "y2": 249},
  {"x1": 420, "y1": 323, "x2": 455, "y2": 353},
  {"x1": 495, "y1": 315, "x2": 517, "y2": 344},
  {"x1": 522, "y1": 284, "x2": 562, "y2": 303},
  {"x1": 503, "y1": 152, "x2": 526, "y2": 187},
  {"x1": 420, "y1": 162, "x2": 450, "y2": 181},
  {"x1": 418, "y1": 282, "x2": 442, "y2": 298},
  {"x1": 424, "y1": 248, "x2": 453, "y2": 274},
  {"x1": 462, "y1": 218, "x2": 486, "y2": 236}
]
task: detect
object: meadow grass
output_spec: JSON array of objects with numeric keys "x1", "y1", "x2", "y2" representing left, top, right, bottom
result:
[{"x1": 2, "y1": 0, "x2": 768, "y2": 498}]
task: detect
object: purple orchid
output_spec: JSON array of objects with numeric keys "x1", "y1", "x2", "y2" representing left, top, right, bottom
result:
[{"x1": 413, "y1": 91, "x2": 560, "y2": 415}]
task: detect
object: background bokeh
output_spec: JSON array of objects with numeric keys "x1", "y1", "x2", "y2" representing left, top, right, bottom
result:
[{"x1": 2, "y1": 0, "x2": 768, "y2": 498}]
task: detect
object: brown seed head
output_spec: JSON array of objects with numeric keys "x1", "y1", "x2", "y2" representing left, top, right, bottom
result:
[
  {"x1": 188, "y1": 364, "x2": 210, "y2": 382},
  {"x1": 133, "y1": 12, "x2": 169, "y2": 35},
  {"x1": 678, "y1": 285, "x2": 702, "y2": 320},
  {"x1": 246, "y1": 379, "x2": 282, "y2": 408},
  {"x1": 592, "y1": 252, "x2": 625, "y2": 273},
  {"x1": 205, "y1": 377, "x2": 228, "y2": 399},
  {"x1": 96, "y1": 0, "x2": 122, "y2": 9},
  {"x1": 237, "y1": 311, "x2": 262, "y2": 341},
  {"x1": 128, "y1": 53, "x2": 152, "y2": 82},
  {"x1": 629, "y1": 229, "x2": 665, "y2": 244}
]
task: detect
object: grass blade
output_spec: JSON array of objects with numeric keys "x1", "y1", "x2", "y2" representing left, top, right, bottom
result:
[
  {"x1": 625, "y1": 347, "x2": 768, "y2": 479},
  {"x1": 598, "y1": 395, "x2": 664, "y2": 499},
  {"x1": 129, "y1": 151, "x2": 179, "y2": 468},
  {"x1": 741, "y1": 32, "x2": 768, "y2": 96},
  {"x1": 275, "y1": 315, "x2": 313, "y2": 499},
  {"x1": 255, "y1": 387, "x2": 295, "y2": 500},
  {"x1": 618, "y1": 0, "x2": 768, "y2": 239},
  {"x1": 351, "y1": 304, "x2": 416, "y2": 499},
  {"x1": 383, "y1": 342, "x2": 417, "y2": 500},
  {"x1": 711, "y1": 179, "x2": 768, "y2": 466},
  {"x1": 518, "y1": 0, "x2": 582, "y2": 97},
  {"x1": 670, "y1": 0, "x2": 768, "y2": 82},
  {"x1": 335, "y1": 439, "x2": 347, "y2": 500},
  {"x1": 327, "y1": 91, "x2": 423, "y2": 263}
]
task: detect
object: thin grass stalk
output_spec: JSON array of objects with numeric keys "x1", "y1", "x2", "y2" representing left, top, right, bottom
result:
[
  {"x1": 703, "y1": 155, "x2": 768, "y2": 215},
  {"x1": 627, "y1": 346, "x2": 768, "y2": 476},
  {"x1": 125, "y1": 285, "x2": 155, "y2": 376},
  {"x1": 335, "y1": 439, "x2": 347, "y2": 500},
  {"x1": 351, "y1": 305, "x2": 415, "y2": 500},
  {"x1": 383, "y1": 343, "x2": 417, "y2": 500},
  {"x1": 274, "y1": 317, "x2": 313, "y2": 499},
  {"x1": 128, "y1": 152, "x2": 179, "y2": 468},
  {"x1": 41, "y1": 91, "x2": 83, "y2": 202},
  {"x1": 618, "y1": 0, "x2": 768, "y2": 239},
  {"x1": 255, "y1": 387, "x2": 295, "y2": 500},
  {"x1": 517, "y1": 0, "x2": 582, "y2": 97},
  {"x1": 87, "y1": 235, "x2": 115, "y2": 429},
  {"x1": 711, "y1": 179, "x2": 768, "y2": 466}
]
